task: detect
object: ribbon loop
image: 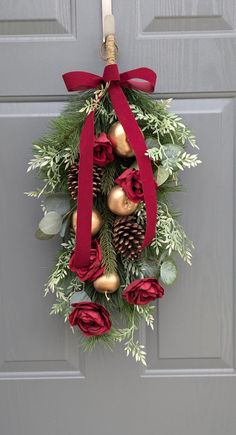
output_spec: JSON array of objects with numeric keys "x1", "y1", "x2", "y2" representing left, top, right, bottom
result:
[
  {"x1": 103, "y1": 64, "x2": 120, "y2": 83},
  {"x1": 63, "y1": 64, "x2": 157, "y2": 268}
]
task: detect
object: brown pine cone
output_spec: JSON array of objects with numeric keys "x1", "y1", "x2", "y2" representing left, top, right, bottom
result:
[
  {"x1": 113, "y1": 215, "x2": 145, "y2": 260},
  {"x1": 93, "y1": 165, "x2": 104, "y2": 197},
  {"x1": 67, "y1": 161, "x2": 104, "y2": 200}
]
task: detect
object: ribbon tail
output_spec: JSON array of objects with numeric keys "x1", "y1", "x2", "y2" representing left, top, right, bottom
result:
[
  {"x1": 108, "y1": 84, "x2": 157, "y2": 249},
  {"x1": 73, "y1": 111, "x2": 95, "y2": 268}
]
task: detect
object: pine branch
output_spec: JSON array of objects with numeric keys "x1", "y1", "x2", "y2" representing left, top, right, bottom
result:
[
  {"x1": 100, "y1": 162, "x2": 116, "y2": 194},
  {"x1": 27, "y1": 90, "x2": 96, "y2": 194},
  {"x1": 99, "y1": 205, "x2": 117, "y2": 274},
  {"x1": 44, "y1": 237, "x2": 75, "y2": 296}
]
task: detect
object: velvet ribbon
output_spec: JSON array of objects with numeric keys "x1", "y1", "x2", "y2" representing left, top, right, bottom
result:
[{"x1": 63, "y1": 64, "x2": 157, "y2": 268}]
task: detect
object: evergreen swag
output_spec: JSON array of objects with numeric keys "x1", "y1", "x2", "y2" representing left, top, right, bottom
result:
[{"x1": 27, "y1": 86, "x2": 201, "y2": 365}]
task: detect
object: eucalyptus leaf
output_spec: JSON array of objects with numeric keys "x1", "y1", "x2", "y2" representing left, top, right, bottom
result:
[
  {"x1": 44, "y1": 193, "x2": 71, "y2": 216},
  {"x1": 39, "y1": 211, "x2": 63, "y2": 235},
  {"x1": 160, "y1": 260, "x2": 177, "y2": 286},
  {"x1": 156, "y1": 166, "x2": 169, "y2": 186},
  {"x1": 161, "y1": 144, "x2": 183, "y2": 170},
  {"x1": 60, "y1": 215, "x2": 71, "y2": 238},
  {"x1": 141, "y1": 260, "x2": 159, "y2": 278},
  {"x1": 145, "y1": 137, "x2": 159, "y2": 149},
  {"x1": 35, "y1": 228, "x2": 54, "y2": 240},
  {"x1": 162, "y1": 143, "x2": 184, "y2": 169},
  {"x1": 70, "y1": 291, "x2": 91, "y2": 305}
]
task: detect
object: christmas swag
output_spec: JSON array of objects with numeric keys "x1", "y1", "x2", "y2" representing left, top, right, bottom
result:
[{"x1": 27, "y1": 61, "x2": 201, "y2": 365}]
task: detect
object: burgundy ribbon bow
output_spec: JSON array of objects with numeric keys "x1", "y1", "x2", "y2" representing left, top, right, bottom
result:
[{"x1": 63, "y1": 64, "x2": 157, "y2": 268}]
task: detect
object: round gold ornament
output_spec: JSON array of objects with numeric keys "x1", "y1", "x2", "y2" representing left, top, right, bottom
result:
[
  {"x1": 107, "y1": 186, "x2": 138, "y2": 216},
  {"x1": 108, "y1": 122, "x2": 135, "y2": 157},
  {"x1": 93, "y1": 272, "x2": 120, "y2": 294},
  {"x1": 72, "y1": 209, "x2": 103, "y2": 236}
]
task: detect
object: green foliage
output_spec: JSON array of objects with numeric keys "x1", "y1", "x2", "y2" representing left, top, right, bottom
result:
[
  {"x1": 122, "y1": 258, "x2": 144, "y2": 284},
  {"x1": 50, "y1": 298, "x2": 71, "y2": 321},
  {"x1": 44, "y1": 237, "x2": 75, "y2": 297},
  {"x1": 154, "y1": 203, "x2": 193, "y2": 265},
  {"x1": 156, "y1": 165, "x2": 169, "y2": 186},
  {"x1": 99, "y1": 205, "x2": 117, "y2": 274},
  {"x1": 136, "y1": 304, "x2": 155, "y2": 329},
  {"x1": 137, "y1": 202, "x2": 194, "y2": 265},
  {"x1": 147, "y1": 145, "x2": 201, "y2": 175},
  {"x1": 160, "y1": 259, "x2": 177, "y2": 285},
  {"x1": 130, "y1": 98, "x2": 197, "y2": 148},
  {"x1": 27, "y1": 91, "x2": 95, "y2": 196},
  {"x1": 100, "y1": 162, "x2": 116, "y2": 194},
  {"x1": 43, "y1": 193, "x2": 71, "y2": 215},
  {"x1": 39, "y1": 211, "x2": 63, "y2": 235},
  {"x1": 80, "y1": 303, "x2": 156, "y2": 365}
]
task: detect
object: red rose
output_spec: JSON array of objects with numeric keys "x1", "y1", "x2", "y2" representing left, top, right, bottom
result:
[
  {"x1": 69, "y1": 302, "x2": 111, "y2": 336},
  {"x1": 69, "y1": 240, "x2": 105, "y2": 281},
  {"x1": 93, "y1": 133, "x2": 114, "y2": 167},
  {"x1": 115, "y1": 168, "x2": 157, "y2": 203},
  {"x1": 123, "y1": 278, "x2": 164, "y2": 305}
]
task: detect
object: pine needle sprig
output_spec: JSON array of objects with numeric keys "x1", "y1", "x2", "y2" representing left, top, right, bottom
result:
[
  {"x1": 99, "y1": 205, "x2": 117, "y2": 274},
  {"x1": 100, "y1": 162, "x2": 116, "y2": 194},
  {"x1": 44, "y1": 237, "x2": 75, "y2": 297}
]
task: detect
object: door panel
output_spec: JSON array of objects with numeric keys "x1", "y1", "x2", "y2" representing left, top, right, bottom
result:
[
  {"x1": 0, "y1": 102, "x2": 84, "y2": 379},
  {"x1": 145, "y1": 98, "x2": 235, "y2": 374},
  {"x1": 0, "y1": 1, "x2": 236, "y2": 434}
]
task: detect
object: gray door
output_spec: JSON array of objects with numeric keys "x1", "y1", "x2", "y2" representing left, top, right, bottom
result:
[{"x1": 1, "y1": 1, "x2": 236, "y2": 434}]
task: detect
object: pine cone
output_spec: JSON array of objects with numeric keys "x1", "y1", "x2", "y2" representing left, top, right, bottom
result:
[
  {"x1": 93, "y1": 165, "x2": 104, "y2": 197},
  {"x1": 67, "y1": 161, "x2": 104, "y2": 200},
  {"x1": 113, "y1": 215, "x2": 145, "y2": 260}
]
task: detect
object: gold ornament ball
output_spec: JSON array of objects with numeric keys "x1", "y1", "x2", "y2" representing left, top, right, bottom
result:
[
  {"x1": 108, "y1": 122, "x2": 135, "y2": 157},
  {"x1": 93, "y1": 272, "x2": 120, "y2": 294},
  {"x1": 107, "y1": 186, "x2": 138, "y2": 216},
  {"x1": 72, "y1": 209, "x2": 103, "y2": 236}
]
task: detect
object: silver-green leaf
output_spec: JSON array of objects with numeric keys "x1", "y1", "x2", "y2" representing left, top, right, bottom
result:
[
  {"x1": 70, "y1": 291, "x2": 91, "y2": 305},
  {"x1": 141, "y1": 260, "x2": 159, "y2": 278},
  {"x1": 145, "y1": 137, "x2": 159, "y2": 149},
  {"x1": 156, "y1": 166, "x2": 169, "y2": 186},
  {"x1": 160, "y1": 260, "x2": 177, "y2": 285},
  {"x1": 44, "y1": 193, "x2": 71, "y2": 216},
  {"x1": 60, "y1": 215, "x2": 71, "y2": 238},
  {"x1": 161, "y1": 144, "x2": 183, "y2": 169},
  {"x1": 35, "y1": 228, "x2": 54, "y2": 240},
  {"x1": 39, "y1": 211, "x2": 63, "y2": 235}
]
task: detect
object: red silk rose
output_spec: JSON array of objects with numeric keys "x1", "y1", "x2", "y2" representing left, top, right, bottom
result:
[
  {"x1": 93, "y1": 133, "x2": 114, "y2": 167},
  {"x1": 123, "y1": 278, "x2": 164, "y2": 305},
  {"x1": 69, "y1": 302, "x2": 111, "y2": 336},
  {"x1": 69, "y1": 240, "x2": 105, "y2": 281},
  {"x1": 115, "y1": 168, "x2": 157, "y2": 203}
]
